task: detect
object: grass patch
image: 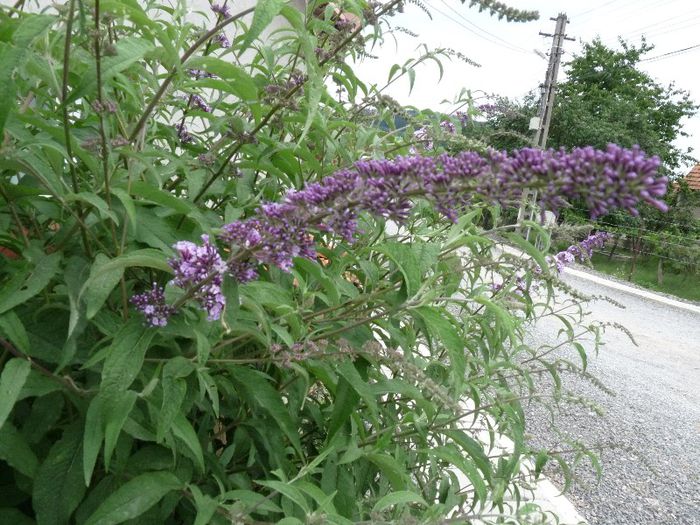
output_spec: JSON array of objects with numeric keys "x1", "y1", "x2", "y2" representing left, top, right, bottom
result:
[{"x1": 590, "y1": 253, "x2": 700, "y2": 303}]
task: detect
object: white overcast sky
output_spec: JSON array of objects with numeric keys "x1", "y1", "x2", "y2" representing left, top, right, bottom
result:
[{"x1": 352, "y1": 0, "x2": 700, "y2": 171}]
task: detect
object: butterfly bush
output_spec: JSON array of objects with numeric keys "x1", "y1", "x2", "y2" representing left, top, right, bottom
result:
[{"x1": 134, "y1": 145, "x2": 666, "y2": 325}]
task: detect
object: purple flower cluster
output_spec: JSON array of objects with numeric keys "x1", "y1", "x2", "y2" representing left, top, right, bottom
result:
[
  {"x1": 174, "y1": 122, "x2": 194, "y2": 144},
  {"x1": 477, "y1": 103, "x2": 498, "y2": 116},
  {"x1": 169, "y1": 235, "x2": 227, "y2": 321},
  {"x1": 191, "y1": 94, "x2": 212, "y2": 113},
  {"x1": 132, "y1": 145, "x2": 666, "y2": 326},
  {"x1": 131, "y1": 283, "x2": 174, "y2": 327},
  {"x1": 552, "y1": 231, "x2": 611, "y2": 273},
  {"x1": 188, "y1": 69, "x2": 215, "y2": 79},
  {"x1": 264, "y1": 71, "x2": 307, "y2": 101},
  {"x1": 211, "y1": 2, "x2": 231, "y2": 18},
  {"x1": 411, "y1": 126, "x2": 433, "y2": 152},
  {"x1": 440, "y1": 120, "x2": 456, "y2": 134},
  {"x1": 213, "y1": 32, "x2": 230, "y2": 48}
]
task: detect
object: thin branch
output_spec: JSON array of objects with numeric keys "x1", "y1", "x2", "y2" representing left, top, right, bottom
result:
[
  {"x1": 61, "y1": 0, "x2": 92, "y2": 257},
  {"x1": 128, "y1": 6, "x2": 256, "y2": 143},
  {"x1": 0, "y1": 338, "x2": 88, "y2": 396},
  {"x1": 0, "y1": 184, "x2": 30, "y2": 249}
]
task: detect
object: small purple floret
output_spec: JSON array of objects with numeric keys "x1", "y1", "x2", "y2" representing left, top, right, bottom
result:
[{"x1": 131, "y1": 283, "x2": 174, "y2": 327}]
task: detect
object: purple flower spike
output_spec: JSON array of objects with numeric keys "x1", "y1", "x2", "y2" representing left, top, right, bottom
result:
[
  {"x1": 131, "y1": 283, "x2": 175, "y2": 327},
  {"x1": 552, "y1": 231, "x2": 611, "y2": 273},
  {"x1": 134, "y1": 145, "x2": 666, "y2": 326}
]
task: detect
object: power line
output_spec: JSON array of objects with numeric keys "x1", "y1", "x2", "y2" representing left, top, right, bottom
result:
[
  {"x1": 572, "y1": 0, "x2": 623, "y2": 19},
  {"x1": 435, "y1": 0, "x2": 531, "y2": 54},
  {"x1": 424, "y1": 1, "x2": 530, "y2": 55},
  {"x1": 576, "y1": 0, "x2": 680, "y2": 27},
  {"x1": 615, "y1": 6, "x2": 700, "y2": 39},
  {"x1": 640, "y1": 43, "x2": 700, "y2": 62},
  {"x1": 617, "y1": 17, "x2": 700, "y2": 46}
]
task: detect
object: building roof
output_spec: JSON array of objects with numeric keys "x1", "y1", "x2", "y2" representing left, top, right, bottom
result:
[{"x1": 685, "y1": 164, "x2": 700, "y2": 190}]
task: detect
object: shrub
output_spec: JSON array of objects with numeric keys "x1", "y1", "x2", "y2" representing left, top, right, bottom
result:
[{"x1": 0, "y1": 1, "x2": 666, "y2": 524}]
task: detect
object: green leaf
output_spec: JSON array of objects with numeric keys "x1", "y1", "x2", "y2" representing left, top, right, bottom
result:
[
  {"x1": 336, "y1": 361, "x2": 378, "y2": 418},
  {"x1": 183, "y1": 57, "x2": 258, "y2": 100},
  {"x1": 0, "y1": 253, "x2": 61, "y2": 315},
  {"x1": 157, "y1": 357, "x2": 193, "y2": 442},
  {"x1": 172, "y1": 413, "x2": 205, "y2": 473},
  {"x1": 13, "y1": 14, "x2": 56, "y2": 47},
  {"x1": 129, "y1": 181, "x2": 191, "y2": 214},
  {"x1": 240, "y1": 0, "x2": 286, "y2": 49},
  {"x1": 0, "y1": 358, "x2": 31, "y2": 431},
  {"x1": 228, "y1": 366, "x2": 302, "y2": 455},
  {"x1": 84, "y1": 471, "x2": 183, "y2": 525},
  {"x1": 431, "y1": 445, "x2": 487, "y2": 504},
  {"x1": 0, "y1": 311, "x2": 30, "y2": 354},
  {"x1": 325, "y1": 376, "x2": 359, "y2": 443},
  {"x1": 67, "y1": 193, "x2": 119, "y2": 224},
  {"x1": 503, "y1": 232, "x2": 550, "y2": 274},
  {"x1": 412, "y1": 307, "x2": 465, "y2": 388},
  {"x1": 90, "y1": 249, "x2": 171, "y2": 276},
  {"x1": 220, "y1": 489, "x2": 282, "y2": 514},
  {"x1": 111, "y1": 188, "x2": 137, "y2": 234},
  {"x1": 83, "y1": 396, "x2": 105, "y2": 485},
  {"x1": 32, "y1": 424, "x2": 86, "y2": 525},
  {"x1": 0, "y1": 14, "x2": 55, "y2": 135},
  {"x1": 256, "y1": 480, "x2": 310, "y2": 514},
  {"x1": 102, "y1": 390, "x2": 137, "y2": 471},
  {"x1": 444, "y1": 429, "x2": 492, "y2": 482},
  {"x1": 67, "y1": 37, "x2": 153, "y2": 104},
  {"x1": 100, "y1": 319, "x2": 155, "y2": 394},
  {"x1": 0, "y1": 47, "x2": 19, "y2": 137},
  {"x1": 0, "y1": 508, "x2": 34, "y2": 525},
  {"x1": 372, "y1": 490, "x2": 427, "y2": 513},
  {"x1": 189, "y1": 485, "x2": 218, "y2": 525},
  {"x1": 81, "y1": 253, "x2": 124, "y2": 320},
  {"x1": 0, "y1": 421, "x2": 39, "y2": 478},
  {"x1": 95, "y1": 319, "x2": 155, "y2": 468},
  {"x1": 17, "y1": 370, "x2": 62, "y2": 401},
  {"x1": 375, "y1": 242, "x2": 422, "y2": 297},
  {"x1": 365, "y1": 453, "x2": 409, "y2": 490}
]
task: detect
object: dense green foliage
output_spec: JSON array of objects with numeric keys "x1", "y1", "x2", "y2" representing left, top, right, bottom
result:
[
  {"x1": 549, "y1": 40, "x2": 697, "y2": 171},
  {"x1": 0, "y1": 1, "x2": 641, "y2": 524}
]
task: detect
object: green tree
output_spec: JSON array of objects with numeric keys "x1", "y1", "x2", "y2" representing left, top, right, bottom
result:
[{"x1": 549, "y1": 39, "x2": 697, "y2": 171}]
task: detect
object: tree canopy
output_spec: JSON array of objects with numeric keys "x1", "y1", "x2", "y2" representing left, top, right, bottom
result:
[
  {"x1": 470, "y1": 39, "x2": 697, "y2": 172},
  {"x1": 549, "y1": 39, "x2": 697, "y2": 171}
]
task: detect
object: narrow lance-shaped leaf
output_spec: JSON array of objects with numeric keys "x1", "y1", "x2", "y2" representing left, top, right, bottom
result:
[
  {"x1": 84, "y1": 471, "x2": 183, "y2": 525},
  {"x1": 0, "y1": 358, "x2": 31, "y2": 431},
  {"x1": 240, "y1": 0, "x2": 286, "y2": 50}
]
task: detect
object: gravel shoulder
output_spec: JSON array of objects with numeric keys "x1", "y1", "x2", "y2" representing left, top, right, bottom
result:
[{"x1": 523, "y1": 269, "x2": 700, "y2": 525}]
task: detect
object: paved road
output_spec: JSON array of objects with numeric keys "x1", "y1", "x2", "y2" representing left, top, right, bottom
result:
[{"x1": 523, "y1": 269, "x2": 700, "y2": 525}]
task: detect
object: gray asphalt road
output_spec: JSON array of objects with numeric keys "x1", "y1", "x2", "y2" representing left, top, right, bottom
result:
[{"x1": 523, "y1": 270, "x2": 700, "y2": 525}]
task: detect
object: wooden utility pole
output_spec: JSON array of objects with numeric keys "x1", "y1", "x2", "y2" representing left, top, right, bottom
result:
[{"x1": 517, "y1": 13, "x2": 574, "y2": 230}]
